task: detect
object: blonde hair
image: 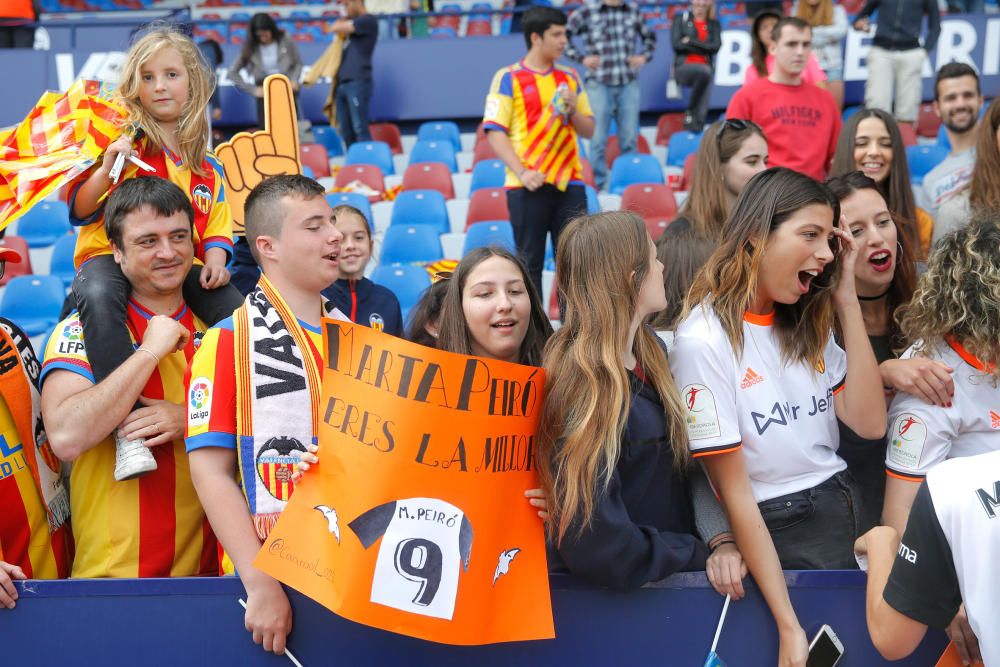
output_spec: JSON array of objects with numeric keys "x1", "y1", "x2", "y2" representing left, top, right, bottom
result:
[
  {"x1": 538, "y1": 211, "x2": 690, "y2": 544},
  {"x1": 896, "y1": 217, "x2": 1000, "y2": 378},
  {"x1": 796, "y1": 0, "x2": 833, "y2": 27},
  {"x1": 116, "y1": 27, "x2": 214, "y2": 176},
  {"x1": 683, "y1": 167, "x2": 840, "y2": 369}
]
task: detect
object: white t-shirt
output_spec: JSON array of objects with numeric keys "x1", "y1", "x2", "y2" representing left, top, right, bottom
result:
[
  {"x1": 348, "y1": 497, "x2": 473, "y2": 621},
  {"x1": 884, "y1": 450, "x2": 1000, "y2": 665},
  {"x1": 670, "y1": 304, "x2": 847, "y2": 502},
  {"x1": 886, "y1": 338, "x2": 1000, "y2": 481}
]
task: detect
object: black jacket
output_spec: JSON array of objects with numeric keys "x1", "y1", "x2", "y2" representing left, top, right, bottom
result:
[
  {"x1": 671, "y1": 11, "x2": 722, "y2": 69},
  {"x1": 857, "y1": 0, "x2": 940, "y2": 52},
  {"x1": 321, "y1": 277, "x2": 404, "y2": 337},
  {"x1": 549, "y1": 364, "x2": 709, "y2": 590}
]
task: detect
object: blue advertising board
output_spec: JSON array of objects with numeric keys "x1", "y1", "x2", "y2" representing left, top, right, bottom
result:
[{"x1": 0, "y1": 572, "x2": 947, "y2": 665}]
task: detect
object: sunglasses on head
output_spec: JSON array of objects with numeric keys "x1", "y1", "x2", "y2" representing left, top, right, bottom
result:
[{"x1": 715, "y1": 118, "x2": 762, "y2": 145}]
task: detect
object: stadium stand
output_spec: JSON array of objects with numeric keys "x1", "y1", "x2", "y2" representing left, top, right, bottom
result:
[
  {"x1": 390, "y1": 190, "x2": 451, "y2": 235},
  {"x1": 402, "y1": 162, "x2": 456, "y2": 199},
  {"x1": 608, "y1": 154, "x2": 664, "y2": 196},
  {"x1": 17, "y1": 201, "x2": 72, "y2": 248},
  {"x1": 462, "y1": 220, "x2": 515, "y2": 255},
  {"x1": 346, "y1": 141, "x2": 395, "y2": 176},
  {"x1": 326, "y1": 192, "x2": 375, "y2": 230},
  {"x1": 380, "y1": 224, "x2": 444, "y2": 265},
  {"x1": 0, "y1": 275, "x2": 65, "y2": 336},
  {"x1": 370, "y1": 264, "x2": 431, "y2": 321},
  {"x1": 905, "y1": 144, "x2": 950, "y2": 185}
]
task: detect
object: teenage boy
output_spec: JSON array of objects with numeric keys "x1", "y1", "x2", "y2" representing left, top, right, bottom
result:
[
  {"x1": 186, "y1": 175, "x2": 347, "y2": 656},
  {"x1": 484, "y1": 5, "x2": 596, "y2": 296},
  {"x1": 726, "y1": 17, "x2": 840, "y2": 181}
]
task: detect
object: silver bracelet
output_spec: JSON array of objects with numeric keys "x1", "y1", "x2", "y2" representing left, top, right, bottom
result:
[{"x1": 135, "y1": 347, "x2": 160, "y2": 364}]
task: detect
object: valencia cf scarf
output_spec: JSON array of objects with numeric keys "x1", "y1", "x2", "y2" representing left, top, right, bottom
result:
[
  {"x1": 233, "y1": 275, "x2": 347, "y2": 539},
  {"x1": 0, "y1": 319, "x2": 69, "y2": 532}
]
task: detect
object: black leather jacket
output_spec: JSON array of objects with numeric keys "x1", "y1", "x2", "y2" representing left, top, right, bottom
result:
[{"x1": 671, "y1": 11, "x2": 722, "y2": 68}]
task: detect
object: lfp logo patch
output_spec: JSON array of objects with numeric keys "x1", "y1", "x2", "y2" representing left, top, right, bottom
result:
[
  {"x1": 192, "y1": 184, "x2": 213, "y2": 215},
  {"x1": 62, "y1": 320, "x2": 83, "y2": 341},
  {"x1": 188, "y1": 378, "x2": 212, "y2": 426}
]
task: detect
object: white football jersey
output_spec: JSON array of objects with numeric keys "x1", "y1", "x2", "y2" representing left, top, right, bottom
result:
[
  {"x1": 670, "y1": 304, "x2": 847, "y2": 502},
  {"x1": 886, "y1": 338, "x2": 1000, "y2": 481},
  {"x1": 883, "y1": 450, "x2": 1000, "y2": 665},
  {"x1": 349, "y1": 497, "x2": 473, "y2": 621}
]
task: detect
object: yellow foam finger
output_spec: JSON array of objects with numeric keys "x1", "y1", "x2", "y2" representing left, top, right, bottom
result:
[
  {"x1": 262, "y1": 74, "x2": 301, "y2": 164},
  {"x1": 214, "y1": 143, "x2": 246, "y2": 192},
  {"x1": 231, "y1": 135, "x2": 262, "y2": 183},
  {"x1": 254, "y1": 155, "x2": 300, "y2": 177},
  {"x1": 253, "y1": 133, "x2": 276, "y2": 159}
]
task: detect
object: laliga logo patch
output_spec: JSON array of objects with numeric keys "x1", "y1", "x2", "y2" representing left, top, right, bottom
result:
[
  {"x1": 256, "y1": 436, "x2": 306, "y2": 501},
  {"x1": 369, "y1": 313, "x2": 384, "y2": 333},
  {"x1": 62, "y1": 320, "x2": 83, "y2": 340},
  {"x1": 188, "y1": 377, "x2": 212, "y2": 426},
  {"x1": 192, "y1": 184, "x2": 213, "y2": 215}
]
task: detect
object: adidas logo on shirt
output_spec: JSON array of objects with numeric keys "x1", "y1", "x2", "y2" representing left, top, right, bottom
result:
[{"x1": 740, "y1": 368, "x2": 764, "y2": 389}]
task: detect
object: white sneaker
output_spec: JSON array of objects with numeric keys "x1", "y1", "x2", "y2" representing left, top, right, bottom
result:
[{"x1": 114, "y1": 429, "x2": 157, "y2": 481}]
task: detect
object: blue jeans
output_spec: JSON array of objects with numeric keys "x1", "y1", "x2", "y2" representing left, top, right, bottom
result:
[
  {"x1": 586, "y1": 79, "x2": 640, "y2": 191},
  {"x1": 335, "y1": 79, "x2": 373, "y2": 147}
]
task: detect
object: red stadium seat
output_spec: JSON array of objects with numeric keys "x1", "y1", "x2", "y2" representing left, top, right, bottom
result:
[
  {"x1": 334, "y1": 164, "x2": 386, "y2": 197},
  {"x1": 402, "y1": 162, "x2": 455, "y2": 199},
  {"x1": 0, "y1": 236, "x2": 33, "y2": 287},
  {"x1": 369, "y1": 122, "x2": 404, "y2": 154},
  {"x1": 466, "y1": 187, "x2": 509, "y2": 228},
  {"x1": 655, "y1": 113, "x2": 686, "y2": 146},
  {"x1": 681, "y1": 152, "x2": 697, "y2": 191},
  {"x1": 300, "y1": 143, "x2": 331, "y2": 178},
  {"x1": 473, "y1": 138, "x2": 499, "y2": 164},
  {"x1": 917, "y1": 103, "x2": 941, "y2": 139},
  {"x1": 466, "y1": 20, "x2": 492, "y2": 36},
  {"x1": 604, "y1": 134, "x2": 651, "y2": 167},
  {"x1": 897, "y1": 122, "x2": 918, "y2": 147},
  {"x1": 620, "y1": 183, "x2": 677, "y2": 241}
]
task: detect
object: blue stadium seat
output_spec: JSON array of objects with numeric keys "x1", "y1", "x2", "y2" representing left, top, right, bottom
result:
[
  {"x1": 585, "y1": 185, "x2": 600, "y2": 214},
  {"x1": 937, "y1": 124, "x2": 950, "y2": 151},
  {"x1": 469, "y1": 159, "x2": 505, "y2": 193},
  {"x1": 463, "y1": 221, "x2": 515, "y2": 256},
  {"x1": 301, "y1": 165, "x2": 315, "y2": 179},
  {"x1": 608, "y1": 153, "x2": 664, "y2": 195},
  {"x1": 842, "y1": 105, "x2": 863, "y2": 122},
  {"x1": 18, "y1": 201, "x2": 72, "y2": 248},
  {"x1": 906, "y1": 144, "x2": 950, "y2": 185},
  {"x1": 390, "y1": 190, "x2": 450, "y2": 235},
  {"x1": 417, "y1": 121, "x2": 461, "y2": 152},
  {"x1": 409, "y1": 141, "x2": 458, "y2": 173},
  {"x1": 666, "y1": 131, "x2": 703, "y2": 168},
  {"x1": 0, "y1": 275, "x2": 65, "y2": 336},
  {"x1": 345, "y1": 141, "x2": 395, "y2": 176},
  {"x1": 371, "y1": 264, "x2": 431, "y2": 321},
  {"x1": 49, "y1": 234, "x2": 77, "y2": 287},
  {"x1": 325, "y1": 192, "x2": 374, "y2": 231},
  {"x1": 312, "y1": 124, "x2": 345, "y2": 158},
  {"x1": 380, "y1": 225, "x2": 443, "y2": 265}
]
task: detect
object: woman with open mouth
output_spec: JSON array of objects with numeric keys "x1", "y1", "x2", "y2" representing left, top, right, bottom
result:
[
  {"x1": 670, "y1": 167, "x2": 886, "y2": 667},
  {"x1": 825, "y1": 172, "x2": 952, "y2": 534},
  {"x1": 831, "y1": 108, "x2": 933, "y2": 260}
]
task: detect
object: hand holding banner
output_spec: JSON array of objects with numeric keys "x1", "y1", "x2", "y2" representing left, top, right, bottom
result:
[{"x1": 254, "y1": 320, "x2": 555, "y2": 645}]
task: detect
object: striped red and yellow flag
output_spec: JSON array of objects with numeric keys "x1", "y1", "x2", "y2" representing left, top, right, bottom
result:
[{"x1": 0, "y1": 79, "x2": 127, "y2": 229}]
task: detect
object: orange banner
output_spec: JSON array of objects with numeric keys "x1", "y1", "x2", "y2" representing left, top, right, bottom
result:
[{"x1": 255, "y1": 319, "x2": 555, "y2": 645}]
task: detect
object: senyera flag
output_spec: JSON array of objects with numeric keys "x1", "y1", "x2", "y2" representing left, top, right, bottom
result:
[
  {"x1": 0, "y1": 79, "x2": 127, "y2": 230},
  {"x1": 255, "y1": 319, "x2": 555, "y2": 645}
]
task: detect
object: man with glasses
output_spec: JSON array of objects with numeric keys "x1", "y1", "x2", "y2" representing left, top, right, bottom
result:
[{"x1": 726, "y1": 17, "x2": 840, "y2": 181}]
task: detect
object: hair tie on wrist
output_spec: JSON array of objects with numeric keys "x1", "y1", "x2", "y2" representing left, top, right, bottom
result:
[{"x1": 135, "y1": 347, "x2": 160, "y2": 364}]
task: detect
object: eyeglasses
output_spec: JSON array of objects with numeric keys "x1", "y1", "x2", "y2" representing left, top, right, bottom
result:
[{"x1": 716, "y1": 118, "x2": 762, "y2": 146}]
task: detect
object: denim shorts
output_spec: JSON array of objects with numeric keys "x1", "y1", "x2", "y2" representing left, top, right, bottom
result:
[{"x1": 758, "y1": 470, "x2": 861, "y2": 570}]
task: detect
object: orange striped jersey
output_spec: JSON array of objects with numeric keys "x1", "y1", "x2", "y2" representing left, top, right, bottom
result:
[
  {"x1": 0, "y1": 396, "x2": 71, "y2": 579},
  {"x1": 483, "y1": 61, "x2": 592, "y2": 191},
  {"x1": 185, "y1": 315, "x2": 323, "y2": 575},
  {"x1": 66, "y1": 137, "x2": 234, "y2": 268},
  {"x1": 41, "y1": 301, "x2": 218, "y2": 578}
]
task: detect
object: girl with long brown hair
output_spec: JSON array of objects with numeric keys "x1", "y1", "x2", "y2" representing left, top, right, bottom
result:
[
  {"x1": 831, "y1": 109, "x2": 933, "y2": 258},
  {"x1": 673, "y1": 118, "x2": 768, "y2": 241},
  {"x1": 671, "y1": 167, "x2": 885, "y2": 666},
  {"x1": 538, "y1": 211, "x2": 745, "y2": 595}
]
